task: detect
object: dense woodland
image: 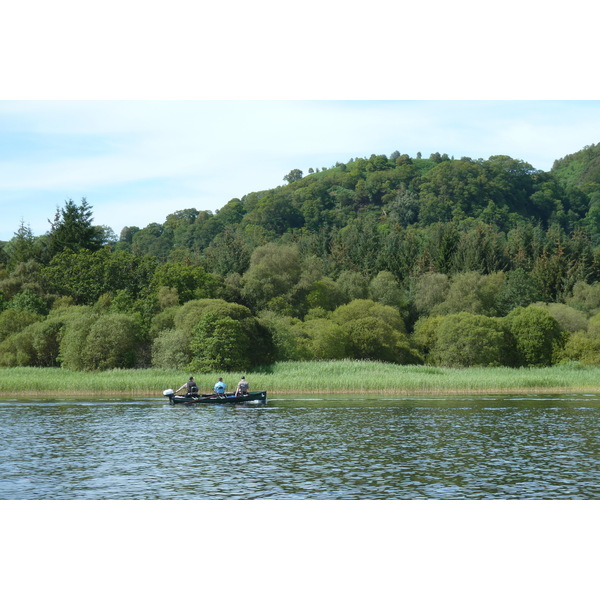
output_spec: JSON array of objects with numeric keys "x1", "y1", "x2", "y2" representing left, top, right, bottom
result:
[{"x1": 2, "y1": 143, "x2": 600, "y2": 371}]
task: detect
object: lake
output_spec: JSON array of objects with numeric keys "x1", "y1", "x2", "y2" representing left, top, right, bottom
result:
[{"x1": 1, "y1": 395, "x2": 599, "y2": 499}]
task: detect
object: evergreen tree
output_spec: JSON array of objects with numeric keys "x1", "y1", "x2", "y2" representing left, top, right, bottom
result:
[{"x1": 47, "y1": 198, "x2": 105, "y2": 258}]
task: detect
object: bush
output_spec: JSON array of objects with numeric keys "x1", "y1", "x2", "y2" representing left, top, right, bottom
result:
[
  {"x1": 332, "y1": 299, "x2": 406, "y2": 333},
  {"x1": 299, "y1": 318, "x2": 348, "y2": 360},
  {"x1": 151, "y1": 329, "x2": 191, "y2": 369},
  {"x1": 341, "y1": 317, "x2": 418, "y2": 364},
  {"x1": 505, "y1": 306, "x2": 565, "y2": 366},
  {"x1": 81, "y1": 313, "x2": 145, "y2": 370},
  {"x1": 0, "y1": 309, "x2": 43, "y2": 343},
  {"x1": 189, "y1": 313, "x2": 251, "y2": 372},
  {"x1": 429, "y1": 312, "x2": 514, "y2": 367},
  {"x1": 57, "y1": 307, "x2": 98, "y2": 370},
  {"x1": 257, "y1": 311, "x2": 303, "y2": 361},
  {"x1": 557, "y1": 331, "x2": 600, "y2": 365},
  {"x1": 6, "y1": 290, "x2": 48, "y2": 315}
]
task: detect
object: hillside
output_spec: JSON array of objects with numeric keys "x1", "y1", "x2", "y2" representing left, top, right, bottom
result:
[
  {"x1": 552, "y1": 143, "x2": 600, "y2": 191},
  {"x1": 2, "y1": 144, "x2": 600, "y2": 373}
]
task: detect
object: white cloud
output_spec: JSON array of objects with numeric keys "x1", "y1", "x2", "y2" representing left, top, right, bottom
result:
[{"x1": 1, "y1": 100, "x2": 599, "y2": 240}]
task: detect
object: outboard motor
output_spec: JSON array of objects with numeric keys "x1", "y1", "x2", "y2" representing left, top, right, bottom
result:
[{"x1": 163, "y1": 389, "x2": 175, "y2": 404}]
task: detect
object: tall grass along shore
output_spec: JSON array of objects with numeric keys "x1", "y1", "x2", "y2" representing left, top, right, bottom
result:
[{"x1": 1, "y1": 360, "x2": 599, "y2": 398}]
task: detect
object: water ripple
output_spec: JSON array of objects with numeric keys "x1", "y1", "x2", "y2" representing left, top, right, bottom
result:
[{"x1": 0, "y1": 396, "x2": 599, "y2": 499}]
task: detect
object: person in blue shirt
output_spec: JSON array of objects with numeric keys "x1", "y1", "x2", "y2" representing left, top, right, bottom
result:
[{"x1": 214, "y1": 377, "x2": 227, "y2": 395}]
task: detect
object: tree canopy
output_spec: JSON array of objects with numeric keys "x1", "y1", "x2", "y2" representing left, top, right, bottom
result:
[{"x1": 2, "y1": 142, "x2": 600, "y2": 371}]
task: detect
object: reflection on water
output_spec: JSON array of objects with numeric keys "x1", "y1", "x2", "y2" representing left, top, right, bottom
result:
[{"x1": 1, "y1": 396, "x2": 599, "y2": 499}]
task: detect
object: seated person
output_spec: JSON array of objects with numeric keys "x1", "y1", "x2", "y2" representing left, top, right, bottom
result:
[
  {"x1": 214, "y1": 377, "x2": 227, "y2": 395},
  {"x1": 235, "y1": 376, "x2": 249, "y2": 396},
  {"x1": 176, "y1": 377, "x2": 199, "y2": 397}
]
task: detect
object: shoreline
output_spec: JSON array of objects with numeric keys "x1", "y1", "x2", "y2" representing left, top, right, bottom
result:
[
  {"x1": 1, "y1": 386, "x2": 600, "y2": 399},
  {"x1": 1, "y1": 361, "x2": 600, "y2": 398}
]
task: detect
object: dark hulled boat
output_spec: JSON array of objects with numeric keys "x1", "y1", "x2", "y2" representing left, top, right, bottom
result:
[{"x1": 163, "y1": 389, "x2": 267, "y2": 405}]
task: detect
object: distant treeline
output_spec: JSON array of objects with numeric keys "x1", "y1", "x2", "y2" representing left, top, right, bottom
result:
[{"x1": 1, "y1": 143, "x2": 600, "y2": 371}]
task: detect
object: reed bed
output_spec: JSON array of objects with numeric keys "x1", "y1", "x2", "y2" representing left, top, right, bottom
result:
[{"x1": 1, "y1": 360, "x2": 599, "y2": 397}]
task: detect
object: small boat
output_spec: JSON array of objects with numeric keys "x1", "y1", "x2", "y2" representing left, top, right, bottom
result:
[{"x1": 163, "y1": 389, "x2": 267, "y2": 405}]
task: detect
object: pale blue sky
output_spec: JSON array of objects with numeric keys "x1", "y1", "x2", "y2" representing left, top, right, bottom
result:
[
  {"x1": 1, "y1": 100, "x2": 599, "y2": 241},
  {"x1": 1, "y1": 2, "x2": 598, "y2": 242}
]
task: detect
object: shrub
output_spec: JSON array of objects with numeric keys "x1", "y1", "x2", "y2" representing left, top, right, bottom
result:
[
  {"x1": 557, "y1": 331, "x2": 600, "y2": 365},
  {"x1": 0, "y1": 309, "x2": 43, "y2": 343},
  {"x1": 189, "y1": 313, "x2": 251, "y2": 372},
  {"x1": 151, "y1": 329, "x2": 191, "y2": 369},
  {"x1": 257, "y1": 311, "x2": 303, "y2": 361},
  {"x1": 341, "y1": 317, "x2": 418, "y2": 364},
  {"x1": 299, "y1": 318, "x2": 348, "y2": 360},
  {"x1": 81, "y1": 313, "x2": 145, "y2": 370},
  {"x1": 505, "y1": 306, "x2": 565, "y2": 366},
  {"x1": 429, "y1": 312, "x2": 514, "y2": 367},
  {"x1": 332, "y1": 299, "x2": 406, "y2": 333},
  {"x1": 6, "y1": 290, "x2": 48, "y2": 315}
]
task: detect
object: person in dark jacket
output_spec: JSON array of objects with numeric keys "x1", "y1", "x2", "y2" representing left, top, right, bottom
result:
[{"x1": 176, "y1": 377, "x2": 199, "y2": 396}]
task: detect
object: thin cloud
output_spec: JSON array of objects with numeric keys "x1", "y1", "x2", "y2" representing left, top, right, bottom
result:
[{"x1": 1, "y1": 101, "x2": 599, "y2": 240}]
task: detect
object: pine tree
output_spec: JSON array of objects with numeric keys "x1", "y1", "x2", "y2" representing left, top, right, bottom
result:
[{"x1": 47, "y1": 198, "x2": 104, "y2": 257}]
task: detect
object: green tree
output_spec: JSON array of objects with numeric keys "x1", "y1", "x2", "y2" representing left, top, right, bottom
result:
[
  {"x1": 566, "y1": 280, "x2": 600, "y2": 316},
  {"x1": 130, "y1": 223, "x2": 173, "y2": 261},
  {"x1": 558, "y1": 331, "x2": 600, "y2": 365},
  {"x1": 189, "y1": 313, "x2": 251, "y2": 372},
  {"x1": 56, "y1": 307, "x2": 100, "y2": 370},
  {"x1": 0, "y1": 309, "x2": 43, "y2": 343},
  {"x1": 258, "y1": 311, "x2": 303, "y2": 361},
  {"x1": 306, "y1": 277, "x2": 344, "y2": 311},
  {"x1": 151, "y1": 328, "x2": 192, "y2": 369},
  {"x1": 80, "y1": 313, "x2": 146, "y2": 370},
  {"x1": 336, "y1": 270, "x2": 369, "y2": 302},
  {"x1": 419, "y1": 160, "x2": 490, "y2": 224},
  {"x1": 284, "y1": 169, "x2": 303, "y2": 184},
  {"x1": 4, "y1": 221, "x2": 39, "y2": 269},
  {"x1": 42, "y1": 248, "x2": 157, "y2": 306},
  {"x1": 496, "y1": 267, "x2": 544, "y2": 315},
  {"x1": 152, "y1": 262, "x2": 217, "y2": 303},
  {"x1": 532, "y1": 302, "x2": 588, "y2": 333},
  {"x1": 412, "y1": 315, "x2": 447, "y2": 361},
  {"x1": 412, "y1": 272, "x2": 450, "y2": 317},
  {"x1": 299, "y1": 318, "x2": 348, "y2": 360},
  {"x1": 203, "y1": 226, "x2": 253, "y2": 276},
  {"x1": 432, "y1": 271, "x2": 505, "y2": 317},
  {"x1": 47, "y1": 198, "x2": 105, "y2": 258},
  {"x1": 505, "y1": 305, "x2": 565, "y2": 366},
  {"x1": 0, "y1": 318, "x2": 64, "y2": 367},
  {"x1": 340, "y1": 317, "x2": 417, "y2": 364},
  {"x1": 429, "y1": 312, "x2": 514, "y2": 367},
  {"x1": 241, "y1": 243, "x2": 303, "y2": 310},
  {"x1": 6, "y1": 290, "x2": 48, "y2": 315},
  {"x1": 368, "y1": 271, "x2": 405, "y2": 310},
  {"x1": 332, "y1": 299, "x2": 406, "y2": 333}
]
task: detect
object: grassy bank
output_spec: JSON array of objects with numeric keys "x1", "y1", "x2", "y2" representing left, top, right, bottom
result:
[{"x1": 1, "y1": 360, "x2": 600, "y2": 397}]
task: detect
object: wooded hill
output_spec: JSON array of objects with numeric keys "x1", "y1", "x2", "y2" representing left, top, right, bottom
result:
[{"x1": 1, "y1": 142, "x2": 600, "y2": 371}]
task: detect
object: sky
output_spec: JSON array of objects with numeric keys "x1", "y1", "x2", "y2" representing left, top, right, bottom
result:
[
  {"x1": 1, "y1": 1, "x2": 598, "y2": 242},
  {"x1": 1, "y1": 99, "x2": 600, "y2": 241}
]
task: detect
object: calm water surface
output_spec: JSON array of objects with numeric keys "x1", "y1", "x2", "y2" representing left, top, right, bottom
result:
[{"x1": 1, "y1": 395, "x2": 599, "y2": 499}]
